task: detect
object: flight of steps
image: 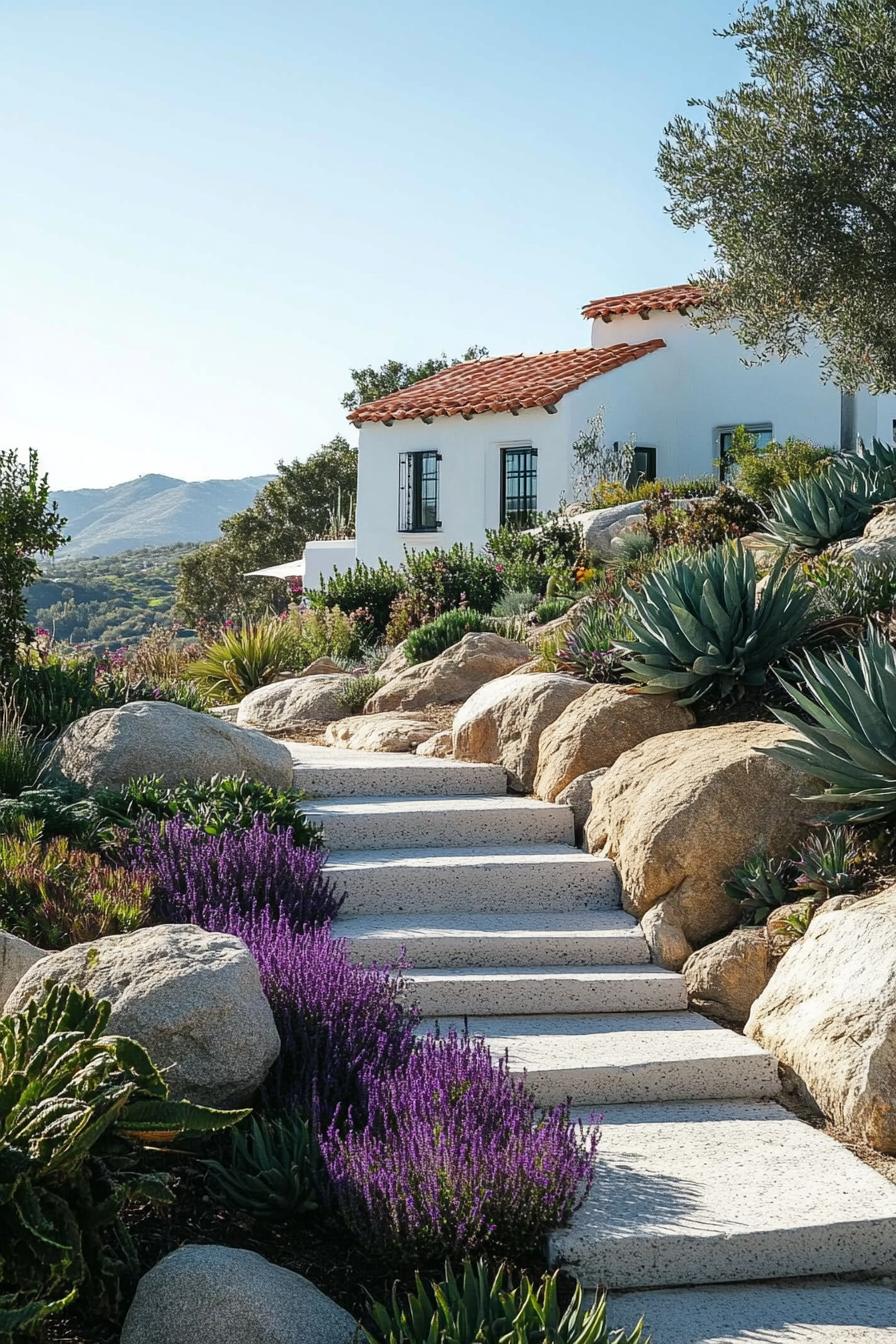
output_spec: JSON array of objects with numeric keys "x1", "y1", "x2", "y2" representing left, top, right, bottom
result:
[{"x1": 291, "y1": 743, "x2": 896, "y2": 1340}]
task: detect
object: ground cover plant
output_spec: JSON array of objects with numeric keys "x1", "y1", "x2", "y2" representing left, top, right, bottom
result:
[{"x1": 94, "y1": 773, "x2": 321, "y2": 846}]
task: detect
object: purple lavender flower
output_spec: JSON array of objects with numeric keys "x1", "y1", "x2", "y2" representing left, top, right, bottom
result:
[
  {"x1": 131, "y1": 814, "x2": 343, "y2": 930},
  {"x1": 321, "y1": 1031, "x2": 597, "y2": 1264}
]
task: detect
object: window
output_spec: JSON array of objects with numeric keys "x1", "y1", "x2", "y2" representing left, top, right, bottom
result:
[
  {"x1": 715, "y1": 423, "x2": 773, "y2": 482},
  {"x1": 398, "y1": 450, "x2": 441, "y2": 532},
  {"x1": 626, "y1": 445, "x2": 657, "y2": 488},
  {"x1": 500, "y1": 446, "x2": 538, "y2": 527}
]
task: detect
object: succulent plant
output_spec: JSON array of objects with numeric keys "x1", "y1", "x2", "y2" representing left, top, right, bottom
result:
[
  {"x1": 364, "y1": 1258, "x2": 646, "y2": 1344},
  {"x1": 765, "y1": 624, "x2": 896, "y2": 823},
  {"x1": 794, "y1": 826, "x2": 867, "y2": 898},
  {"x1": 724, "y1": 851, "x2": 801, "y2": 925},
  {"x1": 760, "y1": 452, "x2": 891, "y2": 552},
  {"x1": 618, "y1": 542, "x2": 813, "y2": 705},
  {"x1": 205, "y1": 1112, "x2": 323, "y2": 1220}
]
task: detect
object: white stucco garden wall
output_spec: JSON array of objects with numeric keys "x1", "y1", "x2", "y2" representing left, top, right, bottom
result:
[{"x1": 354, "y1": 308, "x2": 894, "y2": 569}]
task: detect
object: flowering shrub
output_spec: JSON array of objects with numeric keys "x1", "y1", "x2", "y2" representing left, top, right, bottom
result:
[
  {"x1": 315, "y1": 560, "x2": 406, "y2": 638},
  {"x1": 132, "y1": 815, "x2": 342, "y2": 929},
  {"x1": 321, "y1": 1031, "x2": 596, "y2": 1265}
]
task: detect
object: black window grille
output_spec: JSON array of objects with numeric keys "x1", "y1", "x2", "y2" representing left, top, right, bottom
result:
[
  {"x1": 398, "y1": 450, "x2": 441, "y2": 532},
  {"x1": 500, "y1": 446, "x2": 537, "y2": 527}
]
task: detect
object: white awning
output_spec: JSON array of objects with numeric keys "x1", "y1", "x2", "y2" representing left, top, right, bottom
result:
[{"x1": 243, "y1": 558, "x2": 305, "y2": 579}]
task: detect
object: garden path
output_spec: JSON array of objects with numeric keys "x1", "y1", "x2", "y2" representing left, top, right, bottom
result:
[{"x1": 290, "y1": 742, "x2": 896, "y2": 1342}]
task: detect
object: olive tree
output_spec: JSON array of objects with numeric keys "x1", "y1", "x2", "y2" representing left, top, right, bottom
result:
[
  {"x1": 0, "y1": 448, "x2": 67, "y2": 671},
  {"x1": 658, "y1": 0, "x2": 896, "y2": 391}
]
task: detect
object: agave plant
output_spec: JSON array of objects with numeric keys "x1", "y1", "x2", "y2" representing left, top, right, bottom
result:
[
  {"x1": 618, "y1": 543, "x2": 813, "y2": 705},
  {"x1": 794, "y1": 826, "x2": 867, "y2": 898},
  {"x1": 364, "y1": 1258, "x2": 646, "y2": 1344},
  {"x1": 765, "y1": 624, "x2": 896, "y2": 823},
  {"x1": 204, "y1": 1112, "x2": 323, "y2": 1220},
  {"x1": 0, "y1": 983, "x2": 246, "y2": 1337},
  {"x1": 724, "y1": 852, "x2": 800, "y2": 925},
  {"x1": 760, "y1": 454, "x2": 888, "y2": 552}
]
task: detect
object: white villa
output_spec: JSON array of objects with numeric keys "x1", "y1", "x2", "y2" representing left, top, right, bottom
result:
[{"x1": 343, "y1": 283, "x2": 896, "y2": 569}]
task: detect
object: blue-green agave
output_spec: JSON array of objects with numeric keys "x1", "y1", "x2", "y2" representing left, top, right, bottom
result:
[
  {"x1": 617, "y1": 542, "x2": 813, "y2": 705},
  {"x1": 765, "y1": 624, "x2": 896, "y2": 822}
]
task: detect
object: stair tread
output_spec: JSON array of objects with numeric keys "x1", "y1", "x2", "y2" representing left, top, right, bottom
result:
[
  {"x1": 607, "y1": 1281, "x2": 896, "y2": 1342},
  {"x1": 327, "y1": 844, "x2": 612, "y2": 867},
  {"x1": 405, "y1": 965, "x2": 681, "y2": 983},
  {"x1": 305, "y1": 794, "x2": 570, "y2": 815},
  {"x1": 336, "y1": 909, "x2": 642, "y2": 937},
  {"x1": 550, "y1": 1100, "x2": 896, "y2": 1289}
]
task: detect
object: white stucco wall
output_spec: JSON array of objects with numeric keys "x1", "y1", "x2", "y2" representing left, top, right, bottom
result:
[
  {"x1": 354, "y1": 309, "x2": 893, "y2": 568},
  {"x1": 303, "y1": 539, "x2": 357, "y2": 590}
]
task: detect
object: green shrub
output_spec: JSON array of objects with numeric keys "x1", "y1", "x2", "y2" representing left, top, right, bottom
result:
[
  {"x1": 402, "y1": 544, "x2": 504, "y2": 617},
  {"x1": 534, "y1": 595, "x2": 574, "y2": 624},
  {"x1": 11, "y1": 656, "x2": 99, "y2": 736},
  {"x1": 591, "y1": 475, "x2": 717, "y2": 508},
  {"x1": 619, "y1": 543, "x2": 814, "y2": 705},
  {"x1": 760, "y1": 455, "x2": 886, "y2": 551},
  {"x1": 805, "y1": 554, "x2": 896, "y2": 625},
  {"x1": 0, "y1": 829, "x2": 153, "y2": 948},
  {"x1": 314, "y1": 560, "x2": 405, "y2": 638},
  {"x1": 94, "y1": 773, "x2": 321, "y2": 846},
  {"x1": 492, "y1": 588, "x2": 539, "y2": 617},
  {"x1": 765, "y1": 624, "x2": 896, "y2": 822},
  {"x1": 725, "y1": 851, "x2": 800, "y2": 925},
  {"x1": 404, "y1": 609, "x2": 489, "y2": 665},
  {"x1": 187, "y1": 619, "x2": 293, "y2": 702},
  {"x1": 0, "y1": 699, "x2": 45, "y2": 798},
  {"x1": 364, "y1": 1259, "x2": 646, "y2": 1344},
  {"x1": 281, "y1": 605, "x2": 368, "y2": 669},
  {"x1": 485, "y1": 513, "x2": 583, "y2": 594},
  {"x1": 676, "y1": 486, "x2": 762, "y2": 547},
  {"x1": 0, "y1": 983, "x2": 246, "y2": 1336},
  {"x1": 337, "y1": 673, "x2": 383, "y2": 715},
  {"x1": 205, "y1": 1113, "x2": 322, "y2": 1221},
  {"x1": 0, "y1": 786, "x2": 116, "y2": 851},
  {"x1": 726, "y1": 428, "x2": 830, "y2": 505}
]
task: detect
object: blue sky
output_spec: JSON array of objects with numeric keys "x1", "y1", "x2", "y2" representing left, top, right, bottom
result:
[{"x1": 1, "y1": 1, "x2": 746, "y2": 489}]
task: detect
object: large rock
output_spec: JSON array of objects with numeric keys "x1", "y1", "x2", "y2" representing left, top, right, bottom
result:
[
  {"x1": 237, "y1": 675, "x2": 352, "y2": 731},
  {"x1": 299, "y1": 656, "x2": 344, "y2": 676},
  {"x1": 575, "y1": 498, "x2": 708, "y2": 560},
  {"x1": 0, "y1": 931, "x2": 44, "y2": 1010},
  {"x1": 534, "y1": 684, "x2": 695, "y2": 802},
  {"x1": 746, "y1": 888, "x2": 896, "y2": 1152},
  {"x1": 376, "y1": 640, "x2": 410, "y2": 681},
  {"x1": 556, "y1": 768, "x2": 606, "y2": 844},
  {"x1": 584, "y1": 723, "x2": 821, "y2": 963},
  {"x1": 46, "y1": 700, "x2": 293, "y2": 791},
  {"x1": 453, "y1": 672, "x2": 590, "y2": 793},
  {"x1": 121, "y1": 1245, "x2": 358, "y2": 1344},
  {"x1": 368, "y1": 632, "x2": 531, "y2": 714},
  {"x1": 684, "y1": 927, "x2": 773, "y2": 1025},
  {"x1": 325, "y1": 712, "x2": 435, "y2": 753},
  {"x1": 837, "y1": 502, "x2": 896, "y2": 566},
  {"x1": 6, "y1": 925, "x2": 279, "y2": 1107}
]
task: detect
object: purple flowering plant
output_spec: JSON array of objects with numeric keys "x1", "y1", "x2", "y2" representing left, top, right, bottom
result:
[{"x1": 321, "y1": 1031, "x2": 597, "y2": 1265}]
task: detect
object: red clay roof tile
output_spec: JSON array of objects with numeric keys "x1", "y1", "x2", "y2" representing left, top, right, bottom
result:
[
  {"x1": 581, "y1": 284, "x2": 703, "y2": 321},
  {"x1": 347, "y1": 341, "x2": 666, "y2": 425}
]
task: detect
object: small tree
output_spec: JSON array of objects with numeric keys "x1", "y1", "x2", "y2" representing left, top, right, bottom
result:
[
  {"x1": 658, "y1": 0, "x2": 896, "y2": 392},
  {"x1": 570, "y1": 408, "x2": 634, "y2": 502},
  {"x1": 341, "y1": 347, "x2": 488, "y2": 411},
  {"x1": 0, "y1": 449, "x2": 67, "y2": 670}
]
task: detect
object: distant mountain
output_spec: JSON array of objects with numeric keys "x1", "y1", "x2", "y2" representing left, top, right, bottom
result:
[{"x1": 52, "y1": 473, "x2": 273, "y2": 558}]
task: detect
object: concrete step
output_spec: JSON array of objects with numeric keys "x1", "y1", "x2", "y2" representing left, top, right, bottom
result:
[
  {"x1": 550, "y1": 1100, "x2": 896, "y2": 1290},
  {"x1": 327, "y1": 846, "x2": 620, "y2": 916},
  {"x1": 303, "y1": 794, "x2": 574, "y2": 851},
  {"x1": 288, "y1": 743, "x2": 507, "y2": 798},
  {"x1": 418, "y1": 1012, "x2": 780, "y2": 1106},
  {"x1": 404, "y1": 965, "x2": 686, "y2": 1016},
  {"x1": 337, "y1": 909, "x2": 650, "y2": 969},
  {"x1": 607, "y1": 1281, "x2": 896, "y2": 1342}
]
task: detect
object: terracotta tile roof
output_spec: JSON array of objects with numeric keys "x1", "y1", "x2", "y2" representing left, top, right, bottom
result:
[
  {"x1": 581, "y1": 284, "x2": 704, "y2": 321},
  {"x1": 347, "y1": 341, "x2": 666, "y2": 425}
]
